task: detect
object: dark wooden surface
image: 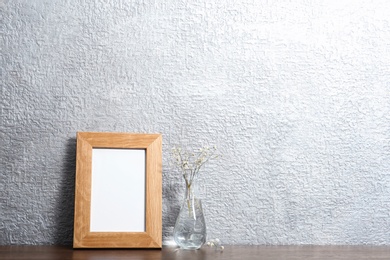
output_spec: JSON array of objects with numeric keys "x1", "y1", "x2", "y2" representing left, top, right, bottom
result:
[{"x1": 0, "y1": 245, "x2": 389, "y2": 260}]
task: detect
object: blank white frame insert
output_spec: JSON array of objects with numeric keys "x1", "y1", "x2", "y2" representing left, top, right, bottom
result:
[{"x1": 90, "y1": 148, "x2": 146, "y2": 232}]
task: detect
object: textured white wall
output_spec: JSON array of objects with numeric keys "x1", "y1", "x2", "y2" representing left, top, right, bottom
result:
[{"x1": 1, "y1": 0, "x2": 390, "y2": 245}]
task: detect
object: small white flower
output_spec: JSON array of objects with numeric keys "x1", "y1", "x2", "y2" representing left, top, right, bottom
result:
[
  {"x1": 206, "y1": 238, "x2": 224, "y2": 251},
  {"x1": 171, "y1": 145, "x2": 218, "y2": 187}
]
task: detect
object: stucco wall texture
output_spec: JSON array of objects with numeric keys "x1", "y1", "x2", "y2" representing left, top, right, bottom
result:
[{"x1": 1, "y1": 0, "x2": 390, "y2": 246}]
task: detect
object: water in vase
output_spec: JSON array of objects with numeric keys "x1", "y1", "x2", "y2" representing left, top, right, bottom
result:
[{"x1": 173, "y1": 197, "x2": 206, "y2": 250}]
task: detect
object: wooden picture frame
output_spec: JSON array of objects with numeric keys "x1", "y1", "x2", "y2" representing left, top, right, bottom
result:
[{"x1": 73, "y1": 132, "x2": 162, "y2": 248}]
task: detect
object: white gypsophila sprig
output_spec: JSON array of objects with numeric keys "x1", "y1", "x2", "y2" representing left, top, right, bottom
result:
[
  {"x1": 207, "y1": 238, "x2": 224, "y2": 251},
  {"x1": 172, "y1": 145, "x2": 218, "y2": 188}
]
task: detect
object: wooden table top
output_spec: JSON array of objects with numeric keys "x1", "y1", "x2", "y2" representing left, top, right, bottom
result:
[{"x1": 0, "y1": 245, "x2": 389, "y2": 260}]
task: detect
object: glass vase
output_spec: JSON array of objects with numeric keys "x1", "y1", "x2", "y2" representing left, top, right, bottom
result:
[{"x1": 173, "y1": 180, "x2": 206, "y2": 250}]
